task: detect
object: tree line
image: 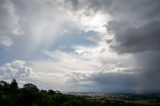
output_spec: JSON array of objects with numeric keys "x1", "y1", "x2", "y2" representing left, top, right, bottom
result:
[{"x1": 0, "y1": 79, "x2": 159, "y2": 106}]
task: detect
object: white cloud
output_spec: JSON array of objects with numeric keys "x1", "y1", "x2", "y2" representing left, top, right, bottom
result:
[
  {"x1": 1, "y1": 0, "x2": 156, "y2": 91},
  {"x1": 0, "y1": 36, "x2": 13, "y2": 47},
  {"x1": 72, "y1": 10, "x2": 111, "y2": 33},
  {"x1": 29, "y1": 36, "x2": 137, "y2": 91},
  {"x1": 7, "y1": 0, "x2": 111, "y2": 53},
  {"x1": 0, "y1": 0, "x2": 21, "y2": 35},
  {"x1": 0, "y1": 60, "x2": 32, "y2": 79},
  {"x1": 0, "y1": 0, "x2": 22, "y2": 49}
]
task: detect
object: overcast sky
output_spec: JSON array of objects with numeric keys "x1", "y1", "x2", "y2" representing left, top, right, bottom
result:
[{"x1": 0, "y1": 0, "x2": 160, "y2": 92}]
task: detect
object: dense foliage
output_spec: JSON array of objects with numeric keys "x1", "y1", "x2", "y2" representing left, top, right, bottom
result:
[{"x1": 0, "y1": 79, "x2": 159, "y2": 106}]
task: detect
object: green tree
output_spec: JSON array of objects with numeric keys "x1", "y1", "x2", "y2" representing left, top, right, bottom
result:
[
  {"x1": 23, "y1": 83, "x2": 39, "y2": 92},
  {"x1": 10, "y1": 79, "x2": 18, "y2": 90},
  {"x1": 48, "y1": 89, "x2": 56, "y2": 95},
  {"x1": 0, "y1": 80, "x2": 10, "y2": 91}
]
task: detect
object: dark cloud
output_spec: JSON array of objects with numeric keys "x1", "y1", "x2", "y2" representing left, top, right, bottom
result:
[
  {"x1": 65, "y1": 0, "x2": 79, "y2": 10},
  {"x1": 92, "y1": 70, "x2": 160, "y2": 91},
  {"x1": 64, "y1": 0, "x2": 160, "y2": 91},
  {"x1": 90, "y1": 72, "x2": 139, "y2": 91},
  {"x1": 108, "y1": 20, "x2": 160, "y2": 53},
  {"x1": 134, "y1": 51, "x2": 160, "y2": 90},
  {"x1": 102, "y1": 0, "x2": 160, "y2": 91},
  {"x1": 65, "y1": 71, "x2": 141, "y2": 91}
]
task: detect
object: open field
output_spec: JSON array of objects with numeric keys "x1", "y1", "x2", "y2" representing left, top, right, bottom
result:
[{"x1": 67, "y1": 92, "x2": 160, "y2": 106}]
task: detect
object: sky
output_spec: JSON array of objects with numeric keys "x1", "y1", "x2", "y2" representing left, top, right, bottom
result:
[{"x1": 0, "y1": 0, "x2": 160, "y2": 92}]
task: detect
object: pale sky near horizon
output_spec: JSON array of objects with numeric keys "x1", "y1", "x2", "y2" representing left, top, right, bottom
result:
[{"x1": 0, "y1": 0, "x2": 160, "y2": 92}]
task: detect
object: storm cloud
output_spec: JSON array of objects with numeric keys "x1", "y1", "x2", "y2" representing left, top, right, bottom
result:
[
  {"x1": 107, "y1": 20, "x2": 160, "y2": 53},
  {"x1": 62, "y1": 0, "x2": 160, "y2": 91}
]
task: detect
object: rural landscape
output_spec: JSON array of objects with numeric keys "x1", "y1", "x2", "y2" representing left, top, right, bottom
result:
[{"x1": 0, "y1": 79, "x2": 160, "y2": 106}]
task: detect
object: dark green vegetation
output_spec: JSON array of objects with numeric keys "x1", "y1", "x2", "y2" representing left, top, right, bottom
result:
[{"x1": 0, "y1": 79, "x2": 160, "y2": 106}]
